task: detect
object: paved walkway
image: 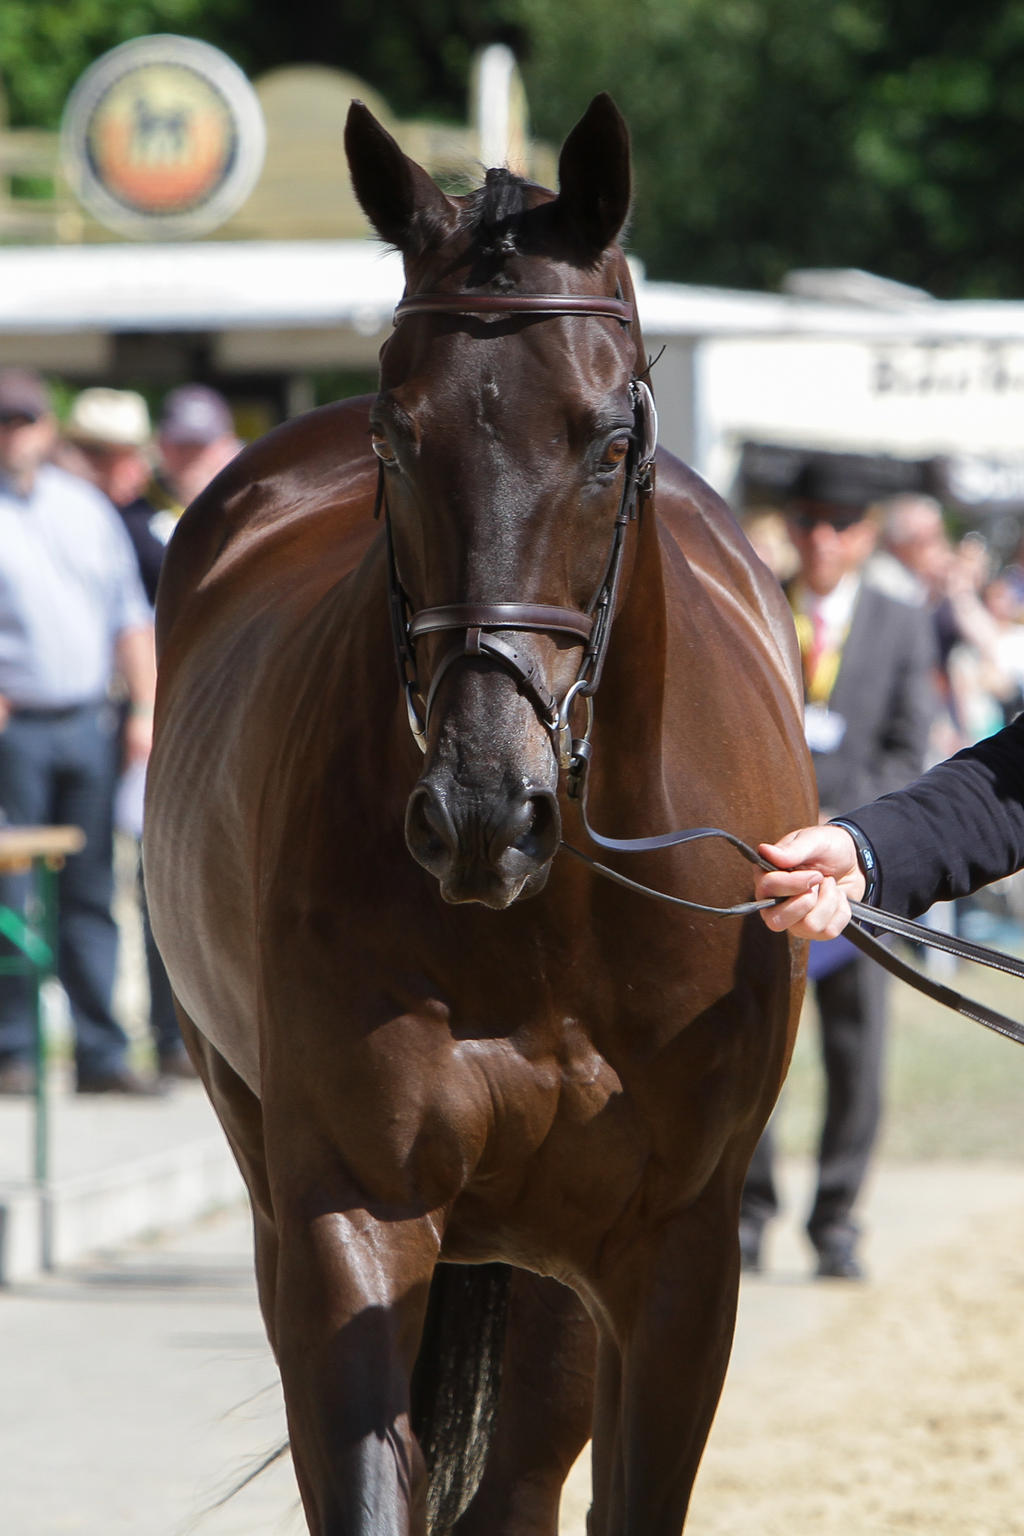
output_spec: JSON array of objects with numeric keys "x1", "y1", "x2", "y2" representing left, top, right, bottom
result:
[
  {"x1": 0, "y1": 1069, "x2": 242, "y2": 1282},
  {"x1": 1, "y1": 1202, "x2": 291, "y2": 1536},
  {"x1": 0, "y1": 854, "x2": 244, "y2": 1283}
]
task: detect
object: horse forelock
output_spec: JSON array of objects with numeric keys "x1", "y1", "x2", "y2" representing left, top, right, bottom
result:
[{"x1": 458, "y1": 168, "x2": 546, "y2": 259}]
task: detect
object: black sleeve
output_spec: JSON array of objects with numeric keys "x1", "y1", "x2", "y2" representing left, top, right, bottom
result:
[{"x1": 844, "y1": 713, "x2": 1024, "y2": 918}]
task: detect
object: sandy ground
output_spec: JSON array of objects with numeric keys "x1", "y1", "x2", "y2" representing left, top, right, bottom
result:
[
  {"x1": 556, "y1": 1163, "x2": 1024, "y2": 1535},
  {"x1": 692, "y1": 1209, "x2": 1024, "y2": 1535}
]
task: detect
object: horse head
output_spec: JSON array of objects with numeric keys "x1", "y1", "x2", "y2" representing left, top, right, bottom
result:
[{"x1": 345, "y1": 95, "x2": 651, "y2": 909}]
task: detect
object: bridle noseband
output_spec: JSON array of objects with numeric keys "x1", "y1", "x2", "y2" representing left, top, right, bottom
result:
[{"x1": 379, "y1": 290, "x2": 657, "y2": 769}]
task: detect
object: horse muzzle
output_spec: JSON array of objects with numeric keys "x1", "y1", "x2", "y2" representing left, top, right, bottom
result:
[{"x1": 405, "y1": 777, "x2": 561, "y2": 907}]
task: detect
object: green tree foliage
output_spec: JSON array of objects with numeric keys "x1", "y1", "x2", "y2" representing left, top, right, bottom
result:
[
  {"x1": 0, "y1": 0, "x2": 521, "y2": 128},
  {"x1": 232, "y1": 0, "x2": 527, "y2": 122},
  {"x1": 850, "y1": 4, "x2": 1024, "y2": 296},
  {"x1": 0, "y1": 2, "x2": 243, "y2": 126},
  {"x1": 518, "y1": 0, "x2": 1024, "y2": 296}
]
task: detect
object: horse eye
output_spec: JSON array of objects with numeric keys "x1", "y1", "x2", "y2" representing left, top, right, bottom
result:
[
  {"x1": 371, "y1": 433, "x2": 396, "y2": 464},
  {"x1": 601, "y1": 436, "x2": 630, "y2": 470}
]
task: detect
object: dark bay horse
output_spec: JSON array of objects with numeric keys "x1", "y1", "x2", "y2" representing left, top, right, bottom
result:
[{"x1": 144, "y1": 94, "x2": 815, "y2": 1535}]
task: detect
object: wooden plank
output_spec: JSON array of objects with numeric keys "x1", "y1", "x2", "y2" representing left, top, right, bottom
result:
[{"x1": 0, "y1": 826, "x2": 85, "y2": 870}]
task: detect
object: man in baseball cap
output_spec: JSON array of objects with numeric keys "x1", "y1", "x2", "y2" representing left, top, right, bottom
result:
[
  {"x1": 157, "y1": 383, "x2": 242, "y2": 510},
  {"x1": 0, "y1": 368, "x2": 51, "y2": 423}
]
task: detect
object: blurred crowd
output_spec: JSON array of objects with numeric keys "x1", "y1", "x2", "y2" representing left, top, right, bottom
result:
[
  {"x1": 0, "y1": 369, "x2": 242, "y2": 1097},
  {"x1": 739, "y1": 471, "x2": 1024, "y2": 1280}
]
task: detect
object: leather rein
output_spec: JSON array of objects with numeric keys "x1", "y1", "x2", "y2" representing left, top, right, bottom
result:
[{"x1": 382, "y1": 288, "x2": 1024, "y2": 1048}]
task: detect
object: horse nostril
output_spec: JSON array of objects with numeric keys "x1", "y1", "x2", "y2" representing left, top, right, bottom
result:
[
  {"x1": 509, "y1": 792, "x2": 559, "y2": 861},
  {"x1": 406, "y1": 785, "x2": 454, "y2": 865}
]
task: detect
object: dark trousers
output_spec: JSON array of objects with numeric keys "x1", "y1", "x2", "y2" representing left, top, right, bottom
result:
[
  {"x1": 742, "y1": 952, "x2": 889, "y2": 1242},
  {"x1": 0, "y1": 704, "x2": 130, "y2": 1077}
]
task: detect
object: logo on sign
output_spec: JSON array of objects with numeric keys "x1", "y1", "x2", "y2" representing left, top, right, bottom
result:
[{"x1": 61, "y1": 35, "x2": 265, "y2": 238}]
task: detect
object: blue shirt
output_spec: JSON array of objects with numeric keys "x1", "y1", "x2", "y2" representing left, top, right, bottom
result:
[{"x1": 0, "y1": 463, "x2": 153, "y2": 709}]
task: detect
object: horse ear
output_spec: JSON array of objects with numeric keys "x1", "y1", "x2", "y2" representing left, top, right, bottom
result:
[
  {"x1": 345, "y1": 100, "x2": 455, "y2": 254},
  {"x1": 551, "y1": 93, "x2": 632, "y2": 256}
]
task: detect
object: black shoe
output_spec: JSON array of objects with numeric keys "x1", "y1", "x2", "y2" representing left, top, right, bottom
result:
[
  {"x1": 738, "y1": 1217, "x2": 764, "y2": 1273},
  {"x1": 157, "y1": 1050, "x2": 198, "y2": 1082},
  {"x1": 0, "y1": 1061, "x2": 36, "y2": 1095},
  {"x1": 76, "y1": 1066, "x2": 167, "y2": 1097},
  {"x1": 813, "y1": 1227, "x2": 865, "y2": 1281}
]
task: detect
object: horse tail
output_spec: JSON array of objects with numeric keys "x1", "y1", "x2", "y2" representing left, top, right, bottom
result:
[{"x1": 410, "y1": 1260, "x2": 511, "y2": 1534}]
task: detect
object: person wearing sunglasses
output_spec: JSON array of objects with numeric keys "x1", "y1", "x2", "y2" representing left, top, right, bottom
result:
[{"x1": 739, "y1": 458, "x2": 938, "y2": 1280}]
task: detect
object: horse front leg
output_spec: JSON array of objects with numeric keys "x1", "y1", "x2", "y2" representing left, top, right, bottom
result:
[
  {"x1": 272, "y1": 1184, "x2": 441, "y2": 1536},
  {"x1": 586, "y1": 1165, "x2": 745, "y2": 1536}
]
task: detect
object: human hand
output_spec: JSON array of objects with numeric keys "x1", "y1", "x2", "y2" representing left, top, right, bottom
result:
[{"x1": 753, "y1": 824, "x2": 865, "y2": 939}]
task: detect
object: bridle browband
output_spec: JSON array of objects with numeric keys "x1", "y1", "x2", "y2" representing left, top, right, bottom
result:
[
  {"x1": 394, "y1": 293, "x2": 636, "y2": 323},
  {"x1": 380, "y1": 289, "x2": 656, "y2": 764}
]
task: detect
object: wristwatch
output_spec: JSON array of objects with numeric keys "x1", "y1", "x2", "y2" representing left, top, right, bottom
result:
[{"x1": 827, "y1": 818, "x2": 879, "y2": 906}]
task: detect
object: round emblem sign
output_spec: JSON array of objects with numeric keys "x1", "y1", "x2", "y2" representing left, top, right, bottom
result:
[{"x1": 61, "y1": 35, "x2": 266, "y2": 238}]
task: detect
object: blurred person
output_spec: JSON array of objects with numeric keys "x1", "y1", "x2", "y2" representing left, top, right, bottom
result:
[
  {"x1": 869, "y1": 493, "x2": 952, "y2": 608},
  {"x1": 742, "y1": 508, "x2": 799, "y2": 582},
  {"x1": 65, "y1": 387, "x2": 195, "y2": 1083},
  {"x1": 66, "y1": 387, "x2": 176, "y2": 604},
  {"x1": 739, "y1": 459, "x2": 937, "y2": 1281},
  {"x1": 945, "y1": 568, "x2": 1024, "y2": 746},
  {"x1": 938, "y1": 533, "x2": 1015, "y2": 751},
  {"x1": 0, "y1": 369, "x2": 160, "y2": 1095},
  {"x1": 941, "y1": 568, "x2": 1024, "y2": 942},
  {"x1": 870, "y1": 499, "x2": 1004, "y2": 760},
  {"x1": 156, "y1": 384, "x2": 242, "y2": 510},
  {"x1": 995, "y1": 525, "x2": 1024, "y2": 618},
  {"x1": 979, "y1": 573, "x2": 1024, "y2": 721}
]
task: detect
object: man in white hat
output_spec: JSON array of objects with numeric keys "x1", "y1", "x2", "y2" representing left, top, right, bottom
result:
[
  {"x1": 64, "y1": 386, "x2": 195, "y2": 1082},
  {"x1": 65, "y1": 387, "x2": 176, "y2": 605}
]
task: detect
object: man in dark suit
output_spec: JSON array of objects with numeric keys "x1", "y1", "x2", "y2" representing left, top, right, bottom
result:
[{"x1": 740, "y1": 459, "x2": 938, "y2": 1280}]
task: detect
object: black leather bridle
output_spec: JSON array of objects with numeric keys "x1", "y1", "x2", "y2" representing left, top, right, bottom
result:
[{"x1": 378, "y1": 289, "x2": 656, "y2": 767}]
